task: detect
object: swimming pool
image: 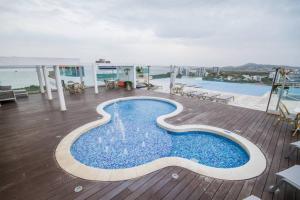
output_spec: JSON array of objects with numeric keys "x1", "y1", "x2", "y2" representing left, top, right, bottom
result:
[
  {"x1": 154, "y1": 77, "x2": 271, "y2": 96},
  {"x1": 56, "y1": 96, "x2": 266, "y2": 181},
  {"x1": 71, "y1": 99, "x2": 249, "y2": 169}
]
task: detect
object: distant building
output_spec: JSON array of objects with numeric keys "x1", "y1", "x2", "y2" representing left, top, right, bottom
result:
[
  {"x1": 269, "y1": 72, "x2": 276, "y2": 79},
  {"x1": 182, "y1": 67, "x2": 193, "y2": 76},
  {"x1": 179, "y1": 66, "x2": 207, "y2": 77},
  {"x1": 177, "y1": 67, "x2": 184, "y2": 75},
  {"x1": 252, "y1": 75, "x2": 262, "y2": 82},
  {"x1": 226, "y1": 76, "x2": 233, "y2": 81},
  {"x1": 183, "y1": 67, "x2": 207, "y2": 77},
  {"x1": 212, "y1": 67, "x2": 220, "y2": 75},
  {"x1": 288, "y1": 71, "x2": 300, "y2": 82},
  {"x1": 242, "y1": 75, "x2": 262, "y2": 82},
  {"x1": 181, "y1": 67, "x2": 191, "y2": 76},
  {"x1": 188, "y1": 67, "x2": 197, "y2": 76},
  {"x1": 242, "y1": 75, "x2": 251, "y2": 80},
  {"x1": 195, "y1": 67, "x2": 207, "y2": 77}
]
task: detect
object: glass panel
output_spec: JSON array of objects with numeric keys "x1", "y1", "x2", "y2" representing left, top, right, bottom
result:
[
  {"x1": 0, "y1": 69, "x2": 40, "y2": 93},
  {"x1": 267, "y1": 68, "x2": 300, "y2": 114},
  {"x1": 59, "y1": 66, "x2": 84, "y2": 77}
]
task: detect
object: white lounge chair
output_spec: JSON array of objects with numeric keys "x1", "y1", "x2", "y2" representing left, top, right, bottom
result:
[
  {"x1": 285, "y1": 141, "x2": 300, "y2": 159},
  {"x1": 216, "y1": 95, "x2": 234, "y2": 104},
  {"x1": 13, "y1": 89, "x2": 28, "y2": 98},
  {"x1": 0, "y1": 86, "x2": 16, "y2": 103},
  {"x1": 180, "y1": 88, "x2": 197, "y2": 97},
  {"x1": 269, "y1": 165, "x2": 300, "y2": 193},
  {"x1": 186, "y1": 85, "x2": 202, "y2": 89},
  {"x1": 201, "y1": 93, "x2": 220, "y2": 101},
  {"x1": 145, "y1": 82, "x2": 162, "y2": 90},
  {"x1": 190, "y1": 91, "x2": 208, "y2": 98},
  {"x1": 172, "y1": 83, "x2": 185, "y2": 94},
  {"x1": 277, "y1": 102, "x2": 300, "y2": 136}
]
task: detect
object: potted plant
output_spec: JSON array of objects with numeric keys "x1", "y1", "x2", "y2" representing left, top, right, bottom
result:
[
  {"x1": 136, "y1": 67, "x2": 144, "y2": 78},
  {"x1": 125, "y1": 81, "x2": 133, "y2": 90}
]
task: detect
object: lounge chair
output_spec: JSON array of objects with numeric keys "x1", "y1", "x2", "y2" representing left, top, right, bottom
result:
[
  {"x1": 136, "y1": 83, "x2": 147, "y2": 89},
  {"x1": 171, "y1": 84, "x2": 185, "y2": 94},
  {"x1": 13, "y1": 89, "x2": 28, "y2": 98},
  {"x1": 216, "y1": 95, "x2": 234, "y2": 104},
  {"x1": 277, "y1": 102, "x2": 300, "y2": 136},
  {"x1": 201, "y1": 93, "x2": 220, "y2": 101},
  {"x1": 145, "y1": 82, "x2": 162, "y2": 90},
  {"x1": 285, "y1": 141, "x2": 300, "y2": 159},
  {"x1": 0, "y1": 86, "x2": 16, "y2": 103},
  {"x1": 104, "y1": 80, "x2": 115, "y2": 89},
  {"x1": 113, "y1": 80, "x2": 119, "y2": 89},
  {"x1": 66, "y1": 82, "x2": 85, "y2": 94},
  {"x1": 269, "y1": 165, "x2": 300, "y2": 193},
  {"x1": 180, "y1": 88, "x2": 197, "y2": 97},
  {"x1": 190, "y1": 91, "x2": 208, "y2": 98},
  {"x1": 186, "y1": 85, "x2": 202, "y2": 89}
]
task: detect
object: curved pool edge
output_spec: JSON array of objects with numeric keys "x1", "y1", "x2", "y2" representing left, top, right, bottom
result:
[{"x1": 55, "y1": 96, "x2": 266, "y2": 181}]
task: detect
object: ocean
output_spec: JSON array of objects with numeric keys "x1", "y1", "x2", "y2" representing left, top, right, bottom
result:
[{"x1": 0, "y1": 65, "x2": 170, "y2": 89}]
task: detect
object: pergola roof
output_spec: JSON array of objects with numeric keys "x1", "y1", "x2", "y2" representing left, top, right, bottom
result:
[{"x1": 0, "y1": 56, "x2": 80, "y2": 68}]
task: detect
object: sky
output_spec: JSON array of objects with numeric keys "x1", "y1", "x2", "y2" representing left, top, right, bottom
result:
[{"x1": 0, "y1": 0, "x2": 299, "y2": 66}]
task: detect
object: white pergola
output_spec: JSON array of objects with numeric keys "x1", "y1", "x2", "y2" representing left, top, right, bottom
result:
[{"x1": 0, "y1": 57, "x2": 82, "y2": 111}]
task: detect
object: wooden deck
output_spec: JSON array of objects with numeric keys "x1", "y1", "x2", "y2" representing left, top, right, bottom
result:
[{"x1": 0, "y1": 88, "x2": 299, "y2": 200}]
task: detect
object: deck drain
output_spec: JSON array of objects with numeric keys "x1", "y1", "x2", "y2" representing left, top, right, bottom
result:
[
  {"x1": 56, "y1": 135, "x2": 61, "y2": 138},
  {"x1": 172, "y1": 173, "x2": 179, "y2": 179},
  {"x1": 74, "y1": 185, "x2": 83, "y2": 193},
  {"x1": 233, "y1": 129, "x2": 241, "y2": 133}
]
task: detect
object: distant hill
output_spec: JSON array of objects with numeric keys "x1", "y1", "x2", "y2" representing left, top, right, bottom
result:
[{"x1": 221, "y1": 63, "x2": 300, "y2": 72}]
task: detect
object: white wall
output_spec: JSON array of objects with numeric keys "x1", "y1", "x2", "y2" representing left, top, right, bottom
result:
[{"x1": 119, "y1": 66, "x2": 136, "y2": 88}]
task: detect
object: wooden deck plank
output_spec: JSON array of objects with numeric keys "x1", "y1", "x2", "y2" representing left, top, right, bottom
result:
[
  {"x1": 149, "y1": 169, "x2": 190, "y2": 199},
  {"x1": 187, "y1": 177, "x2": 214, "y2": 200},
  {"x1": 173, "y1": 175, "x2": 204, "y2": 200},
  {"x1": 236, "y1": 113, "x2": 275, "y2": 199},
  {"x1": 251, "y1": 120, "x2": 285, "y2": 199},
  {"x1": 135, "y1": 167, "x2": 183, "y2": 200},
  {"x1": 123, "y1": 167, "x2": 174, "y2": 200}
]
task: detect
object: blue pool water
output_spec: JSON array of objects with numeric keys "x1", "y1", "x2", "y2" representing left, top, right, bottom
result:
[
  {"x1": 155, "y1": 78, "x2": 271, "y2": 96},
  {"x1": 194, "y1": 80, "x2": 270, "y2": 96},
  {"x1": 71, "y1": 99, "x2": 249, "y2": 169}
]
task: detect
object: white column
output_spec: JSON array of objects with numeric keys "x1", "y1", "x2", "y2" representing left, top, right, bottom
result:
[
  {"x1": 54, "y1": 66, "x2": 67, "y2": 111},
  {"x1": 42, "y1": 66, "x2": 53, "y2": 100},
  {"x1": 132, "y1": 65, "x2": 137, "y2": 89},
  {"x1": 36, "y1": 66, "x2": 45, "y2": 93},
  {"x1": 116, "y1": 67, "x2": 120, "y2": 80},
  {"x1": 93, "y1": 63, "x2": 99, "y2": 94}
]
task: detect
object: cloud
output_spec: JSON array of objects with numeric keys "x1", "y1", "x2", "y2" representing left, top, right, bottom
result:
[{"x1": 0, "y1": 0, "x2": 299, "y2": 66}]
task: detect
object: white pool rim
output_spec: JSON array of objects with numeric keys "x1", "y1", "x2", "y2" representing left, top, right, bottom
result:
[{"x1": 55, "y1": 96, "x2": 266, "y2": 181}]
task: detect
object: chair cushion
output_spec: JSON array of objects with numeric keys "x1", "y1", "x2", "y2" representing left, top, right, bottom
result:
[{"x1": 0, "y1": 85, "x2": 12, "y2": 90}]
